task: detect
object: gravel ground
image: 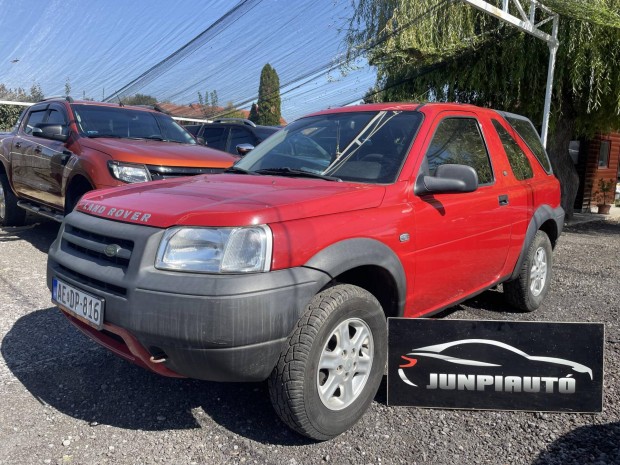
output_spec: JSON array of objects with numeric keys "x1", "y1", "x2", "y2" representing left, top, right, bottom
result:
[{"x1": 1, "y1": 217, "x2": 619, "y2": 465}]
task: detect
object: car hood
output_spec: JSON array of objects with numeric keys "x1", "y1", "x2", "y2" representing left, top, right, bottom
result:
[
  {"x1": 78, "y1": 174, "x2": 386, "y2": 228},
  {"x1": 80, "y1": 137, "x2": 236, "y2": 167}
]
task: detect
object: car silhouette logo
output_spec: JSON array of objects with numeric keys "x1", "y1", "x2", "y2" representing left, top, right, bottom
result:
[{"x1": 398, "y1": 338, "x2": 593, "y2": 388}]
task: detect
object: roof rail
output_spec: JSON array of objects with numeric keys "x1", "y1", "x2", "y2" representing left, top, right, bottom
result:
[
  {"x1": 212, "y1": 118, "x2": 256, "y2": 128},
  {"x1": 38, "y1": 95, "x2": 74, "y2": 103},
  {"x1": 134, "y1": 104, "x2": 169, "y2": 114}
]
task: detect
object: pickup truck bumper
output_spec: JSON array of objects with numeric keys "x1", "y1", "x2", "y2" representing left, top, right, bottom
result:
[{"x1": 47, "y1": 211, "x2": 328, "y2": 381}]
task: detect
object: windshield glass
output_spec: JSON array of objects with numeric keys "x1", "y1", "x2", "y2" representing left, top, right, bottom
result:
[
  {"x1": 71, "y1": 104, "x2": 196, "y2": 144},
  {"x1": 235, "y1": 110, "x2": 422, "y2": 183}
]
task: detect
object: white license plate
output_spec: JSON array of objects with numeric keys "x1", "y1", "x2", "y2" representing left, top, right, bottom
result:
[{"x1": 52, "y1": 277, "x2": 105, "y2": 329}]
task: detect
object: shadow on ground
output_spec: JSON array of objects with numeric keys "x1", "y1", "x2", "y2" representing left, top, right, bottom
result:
[
  {"x1": 1, "y1": 307, "x2": 319, "y2": 445},
  {"x1": 533, "y1": 422, "x2": 620, "y2": 465},
  {"x1": 0, "y1": 217, "x2": 60, "y2": 253}
]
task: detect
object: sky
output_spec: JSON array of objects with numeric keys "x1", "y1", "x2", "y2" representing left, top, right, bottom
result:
[{"x1": 0, "y1": 0, "x2": 377, "y2": 122}]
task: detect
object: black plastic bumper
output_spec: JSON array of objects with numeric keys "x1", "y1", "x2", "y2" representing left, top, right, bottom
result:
[{"x1": 47, "y1": 211, "x2": 330, "y2": 381}]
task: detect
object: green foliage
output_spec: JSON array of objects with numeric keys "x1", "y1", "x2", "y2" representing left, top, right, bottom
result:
[
  {"x1": 248, "y1": 102, "x2": 259, "y2": 121},
  {"x1": 64, "y1": 78, "x2": 71, "y2": 97},
  {"x1": 347, "y1": 0, "x2": 620, "y2": 137},
  {"x1": 217, "y1": 102, "x2": 246, "y2": 119},
  {"x1": 0, "y1": 82, "x2": 44, "y2": 130},
  {"x1": 197, "y1": 90, "x2": 220, "y2": 118},
  {"x1": 251, "y1": 64, "x2": 282, "y2": 126},
  {"x1": 594, "y1": 177, "x2": 615, "y2": 205},
  {"x1": 123, "y1": 94, "x2": 158, "y2": 106}
]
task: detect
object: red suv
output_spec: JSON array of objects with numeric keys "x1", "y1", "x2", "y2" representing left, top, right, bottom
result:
[{"x1": 47, "y1": 103, "x2": 564, "y2": 440}]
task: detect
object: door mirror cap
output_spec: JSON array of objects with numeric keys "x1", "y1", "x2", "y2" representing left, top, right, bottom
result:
[
  {"x1": 415, "y1": 164, "x2": 478, "y2": 195},
  {"x1": 32, "y1": 123, "x2": 70, "y2": 142},
  {"x1": 236, "y1": 143, "x2": 254, "y2": 156}
]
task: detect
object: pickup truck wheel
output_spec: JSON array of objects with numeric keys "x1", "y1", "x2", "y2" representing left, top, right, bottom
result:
[
  {"x1": 268, "y1": 284, "x2": 386, "y2": 440},
  {"x1": 504, "y1": 230, "x2": 552, "y2": 312},
  {"x1": 0, "y1": 173, "x2": 26, "y2": 227}
]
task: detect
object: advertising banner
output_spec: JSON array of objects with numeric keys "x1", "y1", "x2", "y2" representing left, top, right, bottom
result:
[{"x1": 388, "y1": 319, "x2": 604, "y2": 412}]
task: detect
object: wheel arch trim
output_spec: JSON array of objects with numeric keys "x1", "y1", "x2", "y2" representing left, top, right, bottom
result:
[{"x1": 303, "y1": 238, "x2": 407, "y2": 316}]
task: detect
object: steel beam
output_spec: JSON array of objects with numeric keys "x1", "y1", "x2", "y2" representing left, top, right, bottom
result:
[{"x1": 461, "y1": 0, "x2": 559, "y2": 146}]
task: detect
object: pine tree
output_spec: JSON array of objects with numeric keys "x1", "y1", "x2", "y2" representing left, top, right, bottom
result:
[{"x1": 251, "y1": 64, "x2": 281, "y2": 126}]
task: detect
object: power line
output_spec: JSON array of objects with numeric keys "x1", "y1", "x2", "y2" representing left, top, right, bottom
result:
[{"x1": 104, "y1": 0, "x2": 264, "y2": 102}]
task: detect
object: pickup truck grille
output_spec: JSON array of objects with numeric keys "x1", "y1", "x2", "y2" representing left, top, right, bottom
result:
[
  {"x1": 146, "y1": 165, "x2": 226, "y2": 180},
  {"x1": 62, "y1": 225, "x2": 134, "y2": 269}
]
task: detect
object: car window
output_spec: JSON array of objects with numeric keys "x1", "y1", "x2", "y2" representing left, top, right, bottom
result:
[
  {"x1": 492, "y1": 120, "x2": 533, "y2": 181},
  {"x1": 47, "y1": 109, "x2": 67, "y2": 125},
  {"x1": 202, "y1": 127, "x2": 227, "y2": 151},
  {"x1": 23, "y1": 109, "x2": 47, "y2": 135},
  {"x1": 505, "y1": 116, "x2": 552, "y2": 174},
  {"x1": 235, "y1": 110, "x2": 422, "y2": 184},
  {"x1": 230, "y1": 127, "x2": 257, "y2": 148},
  {"x1": 425, "y1": 117, "x2": 493, "y2": 185}
]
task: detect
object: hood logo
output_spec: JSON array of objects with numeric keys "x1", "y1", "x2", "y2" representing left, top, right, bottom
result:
[{"x1": 104, "y1": 244, "x2": 121, "y2": 258}]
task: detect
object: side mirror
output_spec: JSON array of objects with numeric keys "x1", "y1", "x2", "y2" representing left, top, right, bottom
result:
[
  {"x1": 414, "y1": 164, "x2": 478, "y2": 195},
  {"x1": 236, "y1": 143, "x2": 254, "y2": 156},
  {"x1": 32, "y1": 123, "x2": 70, "y2": 142},
  {"x1": 196, "y1": 136, "x2": 206, "y2": 145}
]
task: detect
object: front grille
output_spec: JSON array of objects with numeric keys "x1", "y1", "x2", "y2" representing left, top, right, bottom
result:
[
  {"x1": 62, "y1": 225, "x2": 134, "y2": 270},
  {"x1": 58, "y1": 264, "x2": 127, "y2": 297},
  {"x1": 146, "y1": 165, "x2": 226, "y2": 180}
]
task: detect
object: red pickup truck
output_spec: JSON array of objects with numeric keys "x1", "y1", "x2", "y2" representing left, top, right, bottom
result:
[
  {"x1": 0, "y1": 97, "x2": 236, "y2": 226},
  {"x1": 47, "y1": 102, "x2": 564, "y2": 440}
]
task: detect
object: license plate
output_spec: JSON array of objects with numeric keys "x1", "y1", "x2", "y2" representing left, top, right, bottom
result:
[{"x1": 52, "y1": 277, "x2": 105, "y2": 329}]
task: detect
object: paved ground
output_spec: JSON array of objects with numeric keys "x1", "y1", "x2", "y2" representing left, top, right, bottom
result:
[{"x1": 1, "y1": 214, "x2": 619, "y2": 465}]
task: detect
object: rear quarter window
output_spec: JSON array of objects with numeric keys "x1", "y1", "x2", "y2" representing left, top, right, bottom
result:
[
  {"x1": 492, "y1": 120, "x2": 534, "y2": 181},
  {"x1": 505, "y1": 116, "x2": 552, "y2": 174}
]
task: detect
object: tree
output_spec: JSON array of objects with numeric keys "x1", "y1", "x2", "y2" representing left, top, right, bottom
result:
[
  {"x1": 64, "y1": 78, "x2": 71, "y2": 97},
  {"x1": 251, "y1": 64, "x2": 281, "y2": 125},
  {"x1": 123, "y1": 94, "x2": 158, "y2": 106},
  {"x1": 346, "y1": 0, "x2": 620, "y2": 218},
  {"x1": 0, "y1": 83, "x2": 45, "y2": 130},
  {"x1": 248, "y1": 102, "x2": 259, "y2": 121},
  {"x1": 218, "y1": 102, "x2": 246, "y2": 119}
]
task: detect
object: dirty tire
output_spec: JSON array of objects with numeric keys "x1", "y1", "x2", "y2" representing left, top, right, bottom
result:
[
  {"x1": 0, "y1": 172, "x2": 26, "y2": 227},
  {"x1": 268, "y1": 284, "x2": 387, "y2": 441},
  {"x1": 504, "y1": 230, "x2": 552, "y2": 312}
]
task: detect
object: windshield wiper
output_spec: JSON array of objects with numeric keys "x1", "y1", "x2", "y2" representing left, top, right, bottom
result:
[
  {"x1": 255, "y1": 167, "x2": 340, "y2": 181},
  {"x1": 224, "y1": 166, "x2": 260, "y2": 175}
]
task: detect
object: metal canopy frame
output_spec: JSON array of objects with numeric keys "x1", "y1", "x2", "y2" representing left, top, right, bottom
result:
[{"x1": 461, "y1": 0, "x2": 559, "y2": 147}]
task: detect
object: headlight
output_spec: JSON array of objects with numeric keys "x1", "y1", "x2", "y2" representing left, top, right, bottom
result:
[
  {"x1": 108, "y1": 161, "x2": 151, "y2": 183},
  {"x1": 155, "y1": 226, "x2": 272, "y2": 273}
]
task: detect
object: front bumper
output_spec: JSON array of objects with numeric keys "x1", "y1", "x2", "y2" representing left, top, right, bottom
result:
[{"x1": 47, "y1": 211, "x2": 329, "y2": 381}]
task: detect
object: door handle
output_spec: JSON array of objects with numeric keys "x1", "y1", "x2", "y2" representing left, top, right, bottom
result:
[
  {"x1": 14, "y1": 142, "x2": 21, "y2": 149},
  {"x1": 34, "y1": 146, "x2": 42, "y2": 154},
  {"x1": 498, "y1": 194, "x2": 509, "y2": 206}
]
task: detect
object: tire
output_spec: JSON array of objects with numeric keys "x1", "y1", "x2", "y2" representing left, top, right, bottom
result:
[
  {"x1": 0, "y1": 172, "x2": 26, "y2": 227},
  {"x1": 504, "y1": 230, "x2": 552, "y2": 312},
  {"x1": 268, "y1": 284, "x2": 387, "y2": 440}
]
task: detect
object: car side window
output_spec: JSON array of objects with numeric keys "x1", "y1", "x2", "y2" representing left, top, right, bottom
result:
[
  {"x1": 23, "y1": 109, "x2": 47, "y2": 135},
  {"x1": 47, "y1": 109, "x2": 67, "y2": 125},
  {"x1": 202, "y1": 127, "x2": 227, "y2": 151},
  {"x1": 425, "y1": 117, "x2": 493, "y2": 185},
  {"x1": 492, "y1": 120, "x2": 533, "y2": 181},
  {"x1": 230, "y1": 127, "x2": 257, "y2": 148}
]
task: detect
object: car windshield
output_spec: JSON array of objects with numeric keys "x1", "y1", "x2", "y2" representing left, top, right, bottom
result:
[
  {"x1": 235, "y1": 110, "x2": 422, "y2": 183},
  {"x1": 71, "y1": 104, "x2": 196, "y2": 144}
]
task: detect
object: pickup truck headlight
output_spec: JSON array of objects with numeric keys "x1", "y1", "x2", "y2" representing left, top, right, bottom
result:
[
  {"x1": 108, "y1": 161, "x2": 152, "y2": 183},
  {"x1": 155, "y1": 226, "x2": 272, "y2": 273}
]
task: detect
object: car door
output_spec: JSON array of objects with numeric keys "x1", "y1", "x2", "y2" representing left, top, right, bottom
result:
[
  {"x1": 409, "y1": 111, "x2": 514, "y2": 314},
  {"x1": 229, "y1": 126, "x2": 258, "y2": 154},
  {"x1": 11, "y1": 103, "x2": 68, "y2": 208},
  {"x1": 11, "y1": 104, "x2": 48, "y2": 199}
]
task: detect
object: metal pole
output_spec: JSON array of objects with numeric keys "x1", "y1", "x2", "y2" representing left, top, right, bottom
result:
[{"x1": 541, "y1": 14, "x2": 559, "y2": 148}]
